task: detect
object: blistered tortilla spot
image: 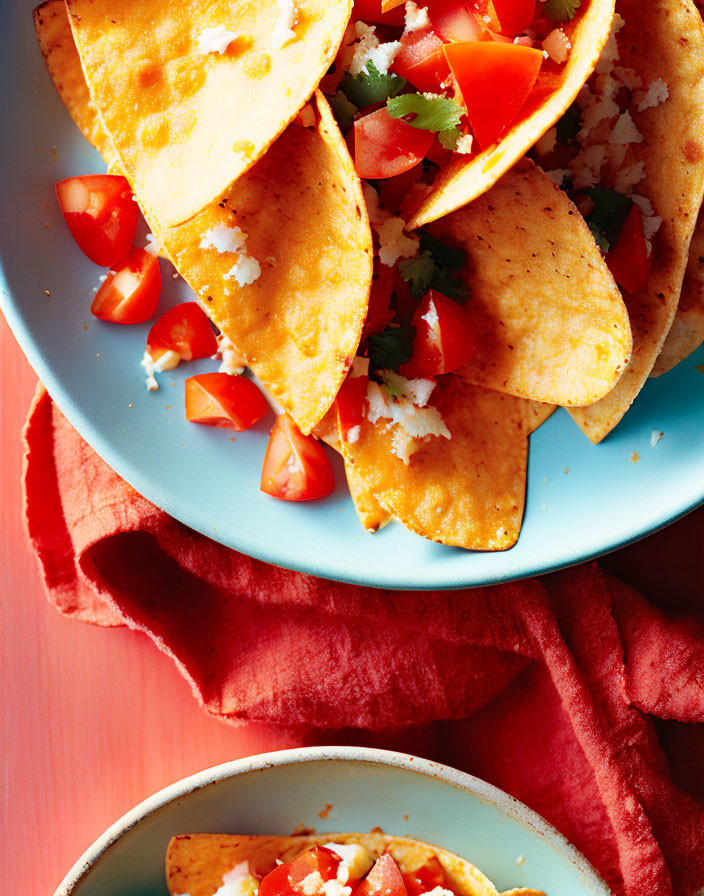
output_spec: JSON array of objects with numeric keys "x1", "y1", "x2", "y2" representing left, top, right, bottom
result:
[
  {"x1": 139, "y1": 115, "x2": 170, "y2": 150},
  {"x1": 137, "y1": 61, "x2": 162, "y2": 88},
  {"x1": 244, "y1": 52, "x2": 272, "y2": 79},
  {"x1": 685, "y1": 139, "x2": 704, "y2": 163}
]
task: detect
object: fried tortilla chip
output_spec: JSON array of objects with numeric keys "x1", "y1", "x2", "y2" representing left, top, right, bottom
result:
[
  {"x1": 406, "y1": 0, "x2": 615, "y2": 229},
  {"x1": 166, "y1": 833, "x2": 502, "y2": 896},
  {"x1": 35, "y1": 3, "x2": 373, "y2": 434},
  {"x1": 159, "y1": 91, "x2": 372, "y2": 434},
  {"x1": 33, "y1": 0, "x2": 114, "y2": 163},
  {"x1": 66, "y1": 0, "x2": 353, "y2": 226},
  {"x1": 651, "y1": 203, "x2": 704, "y2": 375},
  {"x1": 341, "y1": 379, "x2": 529, "y2": 550},
  {"x1": 425, "y1": 159, "x2": 631, "y2": 407},
  {"x1": 567, "y1": 0, "x2": 704, "y2": 442}
]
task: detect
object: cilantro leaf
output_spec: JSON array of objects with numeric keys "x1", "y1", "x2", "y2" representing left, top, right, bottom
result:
[
  {"x1": 543, "y1": 0, "x2": 581, "y2": 22},
  {"x1": 556, "y1": 104, "x2": 581, "y2": 144},
  {"x1": 368, "y1": 324, "x2": 416, "y2": 372},
  {"x1": 387, "y1": 93, "x2": 464, "y2": 133},
  {"x1": 438, "y1": 126, "x2": 461, "y2": 151},
  {"x1": 430, "y1": 269, "x2": 470, "y2": 302},
  {"x1": 586, "y1": 187, "x2": 633, "y2": 248},
  {"x1": 418, "y1": 231, "x2": 467, "y2": 271},
  {"x1": 340, "y1": 60, "x2": 406, "y2": 108},
  {"x1": 329, "y1": 91, "x2": 357, "y2": 131},
  {"x1": 588, "y1": 222, "x2": 610, "y2": 255},
  {"x1": 398, "y1": 252, "x2": 438, "y2": 297}
]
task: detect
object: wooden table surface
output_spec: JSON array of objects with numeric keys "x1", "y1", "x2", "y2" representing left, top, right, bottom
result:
[{"x1": 0, "y1": 314, "x2": 302, "y2": 894}]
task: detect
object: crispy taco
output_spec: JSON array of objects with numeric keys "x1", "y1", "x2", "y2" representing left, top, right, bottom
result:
[
  {"x1": 321, "y1": 0, "x2": 615, "y2": 229},
  {"x1": 165, "y1": 832, "x2": 544, "y2": 896},
  {"x1": 535, "y1": 0, "x2": 704, "y2": 442},
  {"x1": 65, "y1": 0, "x2": 354, "y2": 227},
  {"x1": 36, "y1": 2, "x2": 373, "y2": 435}
]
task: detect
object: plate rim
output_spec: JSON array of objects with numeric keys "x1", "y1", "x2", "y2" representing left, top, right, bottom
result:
[{"x1": 51, "y1": 745, "x2": 612, "y2": 896}]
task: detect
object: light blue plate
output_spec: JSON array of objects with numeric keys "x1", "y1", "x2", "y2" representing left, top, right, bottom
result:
[
  {"x1": 53, "y1": 747, "x2": 611, "y2": 896},
  {"x1": 3, "y1": 0, "x2": 704, "y2": 589}
]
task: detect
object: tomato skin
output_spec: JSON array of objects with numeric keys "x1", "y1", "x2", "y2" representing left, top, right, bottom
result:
[
  {"x1": 355, "y1": 856, "x2": 407, "y2": 896},
  {"x1": 402, "y1": 858, "x2": 447, "y2": 896},
  {"x1": 428, "y1": 0, "x2": 485, "y2": 41},
  {"x1": 401, "y1": 290, "x2": 477, "y2": 378},
  {"x1": 354, "y1": 108, "x2": 435, "y2": 179},
  {"x1": 491, "y1": 0, "x2": 537, "y2": 37},
  {"x1": 261, "y1": 417, "x2": 336, "y2": 502},
  {"x1": 353, "y1": 0, "x2": 406, "y2": 25},
  {"x1": 606, "y1": 205, "x2": 652, "y2": 295},
  {"x1": 443, "y1": 41, "x2": 543, "y2": 149},
  {"x1": 56, "y1": 174, "x2": 138, "y2": 267},
  {"x1": 336, "y1": 372, "x2": 370, "y2": 441},
  {"x1": 91, "y1": 247, "x2": 161, "y2": 324},
  {"x1": 392, "y1": 27, "x2": 451, "y2": 94},
  {"x1": 146, "y1": 302, "x2": 217, "y2": 363},
  {"x1": 185, "y1": 373, "x2": 268, "y2": 431},
  {"x1": 376, "y1": 163, "x2": 423, "y2": 214}
]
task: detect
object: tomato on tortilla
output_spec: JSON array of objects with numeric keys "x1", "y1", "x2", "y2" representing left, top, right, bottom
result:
[
  {"x1": 391, "y1": 26, "x2": 450, "y2": 93},
  {"x1": 606, "y1": 205, "x2": 652, "y2": 295},
  {"x1": 443, "y1": 41, "x2": 543, "y2": 148},
  {"x1": 401, "y1": 289, "x2": 477, "y2": 377},
  {"x1": 261, "y1": 417, "x2": 336, "y2": 501},
  {"x1": 336, "y1": 371, "x2": 370, "y2": 441},
  {"x1": 355, "y1": 855, "x2": 407, "y2": 896},
  {"x1": 56, "y1": 173, "x2": 137, "y2": 266},
  {"x1": 491, "y1": 0, "x2": 537, "y2": 37},
  {"x1": 428, "y1": 0, "x2": 485, "y2": 41},
  {"x1": 185, "y1": 373, "x2": 268, "y2": 431},
  {"x1": 90, "y1": 247, "x2": 161, "y2": 324},
  {"x1": 402, "y1": 857, "x2": 447, "y2": 896},
  {"x1": 146, "y1": 302, "x2": 217, "y2": 363},
  {"x1": 354, "y1": 107, "x2": 435, "y2": 179}
]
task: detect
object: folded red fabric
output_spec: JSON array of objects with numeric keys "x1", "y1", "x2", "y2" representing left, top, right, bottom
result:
[{"x1": 23, "y1": 385, "x2": 704, "y2": 896}]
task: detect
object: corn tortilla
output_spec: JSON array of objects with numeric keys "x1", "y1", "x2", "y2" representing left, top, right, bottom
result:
[
  {"x1": 568, "y1": 0, "x2": 704, "y2": 442},
  {"x1": 66, "y1": 0, "x2": 353, "y2": 226},
  {"x1": 426, "y1": 159, "x2": 631, "y2": 407},
  {"x1": 166, "y1": 833, "x2": 508, "y2": 896},
  {"x1": 407, "y1": 0, "x2": 615, "y2": 229},
  {"x1": 341, "y1": 379, "x2": 530, "y2": 550}
]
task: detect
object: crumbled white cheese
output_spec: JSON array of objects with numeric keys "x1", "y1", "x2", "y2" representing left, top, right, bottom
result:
[
  {"x1": 349, "y1": 22, "x2": 401, "y2": 76},
  {"x1": 363, "y1": 184, "x2": 419, "y2": 266},
  {"x1": 542, "y1": 29, "x2": 571, "y2": 64},
  {"x1": 272, "y1": 0, "x2": 298, "y2": 49},
  {"x1": 569, "y1": 145, "x2": 607, "y2": 190},
  {"x1": 295, "y1": 103, "x2": 317, "y2": 128},
  {"x1": 650, "y1": 430, "x2": 664, "y2": 447},
  {"x1": 350, "y1": 356, "x2": 370, "y2": 379},
  {"x1": 594, "y1": 13, "x2": 625, "y2": 75},
  {"x1": 578, "y1": 95, "x2": 619, "y2": 143},
  {"x1": 454, "y1": 133, "x2": 474, "y2": 155},
  {"x1": 197, "y1": 24, "x2": 241, "y2": 55},
  {"x1": 144, "y1": 232, "x2": 160, "y2": 256},
  {"x1": 418, "y1": 888, "x2": 454, "y2": 896},
  {"x1": 226, "y1": 254, "x2": 262, "y2": 286},
  {"x1": 513, "y1": 35, "x2": 536, "y2": 47},
  {"x1": 346, "y1": 425, "x2": 361, "y2": 444},
  {"x1": 215, "y1": 334, "x2": 247, "y2": 375},
  {"x1": 544, "y1": 168, "x2": 571, "y2": 187},
  {"x1": 631, "y1": 193, "x2": 655, "y2": 218},
  {"x1": 200, "y1": 223, "x2": 248, "y2": 254},
  {"x1": 141, "y1": 349, "x2": 180, "y2": 391},
  {"x1": 613, "y1": 65, "x2": 642, "y2": 91},
  {"x1": 404, "y1": 1, "x2": 430, "y2": 32},
  {"x1": 213, "y1": 864, "x2": 260, "y2": 896},
  {"x1": 613, "y1": 161, "x2": 646, "y2": 193},
  {"x1": 299, "y1": 872, "x2": 324, "y2": 896},
  {"x1": 635, "y1": 78, "x2": 669, "y2": 112},
  {"x1": 609, "y1": 110, "x2": 644, "y2": 145},
  {"x1": 322, "y1": 881, "x2": 351, "y2": 896}
]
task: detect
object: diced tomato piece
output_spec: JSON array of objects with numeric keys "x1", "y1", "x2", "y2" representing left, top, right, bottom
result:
[
  {"x1": 259, "y1": 848, "x2": 342, "y2": 896},
  {"x1": 90, "y1": 247, "x2": 161, "y2": 324},
  {"x1": 354, "y1": 107, "x2": 435, "y2": 179},
  {"x1": 491, "y1": 0, "x2": 537, "y2": 37},
  {"x1": 391, "y1": 265, "x2": 421, "y2": 325},
  {"x1": 377, "y1": 163, "x2": 423, "y2": 214},
  {"x1": 336, "y1": 371, "x2": 369, "y2": 441},
  {"x1": 261, "y1": 417, "x2": 336, "y2": 502},
  {"x1": 425, "y1": 135, "x2": 453, "y2": 168},
  {"x1": 428, "y1": 0, "x2": 485, "y2": 41},
  {"x1": 356, "y1": 856, "x2": 407, "y2": 896},
  {"x1": 55, "y1": 174, "x2": 138, "y2": 267},
  {"x1": 401, "y1": 289, "x2": 477, "y2": 378},
  {"x1": 354, "y1": 0, "x2": 406, "y2": 25},
  {"x1": 185, "y1": 373, "x2": 268, "y2": 431},
  {"x1": 606, "y1": 205, "x2": 652, "y2": 295},
  {"x1": 392, "y1": 27, "x2": 451, "y2": 93},
  {"x1": 146, "y1": 302, "x2": 217, "y2": 364},
  {"x1": 443, "y1": 41, "x2": 543, "y2": 148},
  {"x1": 363, "y1": 269, "x2": 396, "y2": 339},
  {"x1": 402, "y1": 858, "x2": 447, "y2": 896}
]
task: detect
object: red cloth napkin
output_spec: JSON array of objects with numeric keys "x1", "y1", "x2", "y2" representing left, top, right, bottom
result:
[{"x1": 23, "y1": 384, "x2": 704, "y2": 896}]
